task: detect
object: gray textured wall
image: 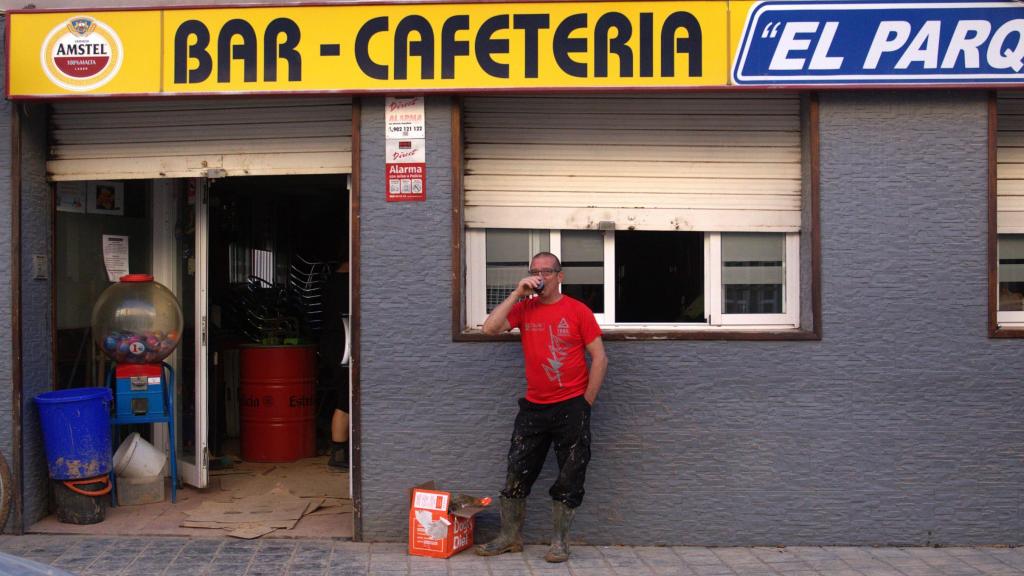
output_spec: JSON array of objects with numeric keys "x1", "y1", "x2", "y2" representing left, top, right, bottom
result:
[
  {"x1": 358, "y1": 91, "x2": 1024, "y2": 546},
  {"x1": 18, "y1": 102, "x2": 53, "y2": 530},
  {"x1": 0, "y1": 15, "x2": 13, "y2": 534}
]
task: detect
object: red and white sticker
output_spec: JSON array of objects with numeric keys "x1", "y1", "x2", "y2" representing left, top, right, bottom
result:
[{"x1": 386, "y1": 139, "x2": 426, "y2": 202}]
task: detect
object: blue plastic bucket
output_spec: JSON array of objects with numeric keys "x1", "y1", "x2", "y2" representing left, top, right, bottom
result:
[{"x1": 35, "y1": 388, "x2": 113, "y2": 480}]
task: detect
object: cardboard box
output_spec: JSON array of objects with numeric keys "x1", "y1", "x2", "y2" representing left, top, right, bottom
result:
[{"x1": 408, "y1": 482, "x2": 489, "y2": 558}]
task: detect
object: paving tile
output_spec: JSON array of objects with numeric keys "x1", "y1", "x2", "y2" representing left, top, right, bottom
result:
[
  {"x1": 490, "y1": 568, "x2": 534, "y2": 576},
  {"x1": 650, "y1": 567, "x2": 698, "y2": 576},
  {"x1": 856, "y1": 565, "x2": 913, "y2": 573},
  {"x1": 243, "y1": 568, "x2": 289, "y2": 576},
  {"x1": 605, "y1": 557, "x2": 649, "y2": 568},
  {"x1": 489, "y1": 560, "x2": 534, "y2": 571},
  {"x1": 690, "y1": 564, "x2": 738, "y2": 576},
  {"x1": 677, "y1": 548, "x2": 726, "y2": 565},
  {"x1": 450, "y1": 570, "x2": 493, "y2": 576},
  {"x1": 611, "y1": 569, "x2": 657, "y2": 576},
  {"x1": 328, "y1": 569, "x2": 373, "y2": 576},
  {"x1": 286, "y1": 567, "x2": 329, "y2": 576},
  {"x1": 568, "y1": 556, "x2": 612, "y2": 569},
  {"x1": 751, "y1": 548, "x2": 802, "y2": 564},
  {"x1": 600, "y1": 546, "x2": 641, "y2": 559}
]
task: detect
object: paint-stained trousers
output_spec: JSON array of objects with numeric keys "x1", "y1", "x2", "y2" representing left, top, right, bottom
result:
[{"x1": 500, "y1": 395, "x2": 592, "y2": 509}]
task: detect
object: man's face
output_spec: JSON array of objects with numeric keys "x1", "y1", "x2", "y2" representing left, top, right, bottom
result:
[{"x1": 529, "y1": 255, "x2": 563, "y2": 296}]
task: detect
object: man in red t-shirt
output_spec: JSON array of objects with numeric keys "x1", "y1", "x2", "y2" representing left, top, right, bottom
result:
[{"x1": 476, "y1": 252, "x2": 608, "y2": 563}]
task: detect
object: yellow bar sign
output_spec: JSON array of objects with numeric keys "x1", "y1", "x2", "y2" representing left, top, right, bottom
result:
[{"x1": 8, "y1": 2, "x2": 734, "y2": 97}]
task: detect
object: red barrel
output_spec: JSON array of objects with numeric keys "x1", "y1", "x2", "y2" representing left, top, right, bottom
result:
[{"x1": 239, "y1": 345, "x2": 317, "y2": 462}]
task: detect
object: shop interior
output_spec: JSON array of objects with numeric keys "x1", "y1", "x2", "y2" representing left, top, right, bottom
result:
[{"x1": 46, "y1": 174, "x2": 353, "y2": 538}]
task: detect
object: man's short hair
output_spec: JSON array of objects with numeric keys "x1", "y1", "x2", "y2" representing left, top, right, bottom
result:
[{"x1": 531, "y1": 252, "x2": 562, "y2": 271}]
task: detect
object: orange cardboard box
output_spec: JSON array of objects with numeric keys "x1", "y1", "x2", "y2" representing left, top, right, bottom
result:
[{"x1": 408, "y1": 482, "x2": 488, "y2": 558}]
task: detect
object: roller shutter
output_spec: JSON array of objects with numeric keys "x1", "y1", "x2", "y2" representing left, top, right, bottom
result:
[
  {"x1": 48, "y1": 97, "x2": 352, "y2": 181},
  {"x1": 999, "y1": 93, "x2": 1024, "y2": 233},
  {"x1": 463, "y1": 94, "x2": 802, "y2": 232}
]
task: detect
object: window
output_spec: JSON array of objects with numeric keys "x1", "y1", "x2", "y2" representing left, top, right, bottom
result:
[
  {"x1": 459, "y1": 93, "x2": 812, "y2": 336},
  {"x1": 466, "y1": 229, "x2": 799, "y2": 330},
  {"x1": 998, "y1": 235, "x2": 1024, "y2": 325},
  {"x1": 996, "y1": 94, "x2": 1024, "y2": 332}
]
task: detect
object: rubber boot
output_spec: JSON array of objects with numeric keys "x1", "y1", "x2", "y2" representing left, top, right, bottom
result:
[
  {"x1": 475, "y1": 497, "x2": 525, "y2": 556},
  {"x1": 544, "y1": 501, "x2": 576, "y2": 563}
]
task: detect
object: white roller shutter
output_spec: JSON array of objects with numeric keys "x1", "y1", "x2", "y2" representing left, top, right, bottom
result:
[
  {"x1": 999, "y1": 93, "x2": 1024, "y2": 233},
  {"x1": 48, "y1": 97, "x2": 352, "y2": 181},
  {"x1": 463, "y1": 94, "x2": 803, "y2": 232}
]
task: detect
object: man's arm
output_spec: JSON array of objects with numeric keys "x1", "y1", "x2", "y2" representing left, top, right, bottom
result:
[
  {"x1": 583, "y1": 337, "x2": 607, "y2": 405},
  {"x1": 482, "y1": 276, "x2": 540, "y2": 335}
]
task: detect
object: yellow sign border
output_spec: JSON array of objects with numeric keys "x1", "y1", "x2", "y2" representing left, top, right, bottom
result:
[{"x1": 8, "y1": 1, "x2": 742, "y2": 97}]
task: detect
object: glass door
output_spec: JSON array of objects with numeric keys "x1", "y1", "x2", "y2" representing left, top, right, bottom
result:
[{"x1": 153, "y1": 178, "x2": 209, "y2": 489}]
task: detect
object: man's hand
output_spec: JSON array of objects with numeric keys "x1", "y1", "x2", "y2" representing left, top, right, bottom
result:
[
  {"x1": 514, "y1": 275, "x2": 543, "y2": 299},
  {"x1": 483, "y1": 274, "x2": 542, "y2": 335},
  {"x1": 583, "y1": 337, "x2": 607, "y2": 407}
]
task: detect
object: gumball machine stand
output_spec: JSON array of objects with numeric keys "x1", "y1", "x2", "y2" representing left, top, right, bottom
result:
[{"x1": 92, "y1": 274, "x2": 183, "y2": 504}]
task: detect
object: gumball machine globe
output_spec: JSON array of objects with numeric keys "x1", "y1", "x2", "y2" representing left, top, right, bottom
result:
[
  {"x1": 92, "y1": 274, "x2": 183, "y2": 365},
  {"x1": 92, "y1": 274, "x2": 183, "y2": 503}
]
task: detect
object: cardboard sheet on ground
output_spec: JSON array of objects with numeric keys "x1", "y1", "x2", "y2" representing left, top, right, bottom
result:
[
  {"x1": 182, "y1": 492, "x2": 309, "y2": 531},
  {"x1": 227, "y1": 524, "x2": 278, "y2": 539},
  {"x1": 307, "y1": 499, "x2": 354, "y2": 516},
  {"x1": 218, "y1": 466, "x2": 348, "y2": 499},
  {"x1": 184, "y1": 457, "x2": 352, "y2": 537}
]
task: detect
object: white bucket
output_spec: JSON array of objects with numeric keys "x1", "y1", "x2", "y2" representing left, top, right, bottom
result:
[{"x1": 113, "y1": 432, "x2": 167, "y2": 479}]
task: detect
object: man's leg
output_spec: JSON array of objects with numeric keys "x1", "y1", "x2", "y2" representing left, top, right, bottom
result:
[
  {"x1": 476, "y1": 399, "x2": 553, "y2": 556},
  {"x1": 328, "y1": 366, "x2": 350, "y2": 469},
  {"x1": 545, "y1": 396, "x2": 591, "y2": 562}
]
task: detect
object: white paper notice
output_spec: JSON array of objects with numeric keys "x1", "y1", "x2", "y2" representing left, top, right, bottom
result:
[
  {"x1": 385, "y1": 96, "x2": 425, "y2": 139},
  {"x1": 102, "y1": 234, "x2": 129, "y2": 282}
]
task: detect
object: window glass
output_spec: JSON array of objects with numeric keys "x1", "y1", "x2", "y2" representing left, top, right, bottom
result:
[
  {"x1": 615, "y1": 231, "x2": 704, "y2": 323},
  {"x1": 561, "y1": 231, "x2": 604, "y2": 313},
  {"x1": 999, "y1": 235, "x2": 1024, "y2": 312},
  {"x1": 722, "y1": 233, "x2": 785, "y2": 314},
  {"x1": 485, "y1": 229, "x2": 548, "y2": 312}
]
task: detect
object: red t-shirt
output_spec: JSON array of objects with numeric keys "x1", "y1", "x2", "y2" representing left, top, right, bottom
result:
[{"x1": 507, "y1": 295, "x2": 602, "y2": 404}]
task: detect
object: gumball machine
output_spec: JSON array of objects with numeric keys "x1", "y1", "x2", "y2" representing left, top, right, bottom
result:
[{"x1": 92, "y1": 273, "x2": 181, "y2": 502}]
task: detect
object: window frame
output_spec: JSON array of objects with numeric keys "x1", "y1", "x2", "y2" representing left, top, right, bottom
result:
[
  {"x1": 991, "y1": 92, "x2": 1024, "y2": 336},
  {"x1": 710, "y1": 232, "x2": 801, "y2": 327},
  {"x1": 466, "y1": 229, "x2": 800, "y2": 331},
  {"x1": 451, "y1": 94, "x2": 822, "y2": 342}
]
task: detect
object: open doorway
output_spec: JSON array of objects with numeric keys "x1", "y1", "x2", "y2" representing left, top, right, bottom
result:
[{"x1": 45, "y1": 174, "x2": 353, "y2": 538}]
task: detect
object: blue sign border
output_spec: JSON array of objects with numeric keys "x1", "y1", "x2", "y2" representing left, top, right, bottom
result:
[{"x1": 732, "y1": 0, "x2": 1024, "y2": 85}]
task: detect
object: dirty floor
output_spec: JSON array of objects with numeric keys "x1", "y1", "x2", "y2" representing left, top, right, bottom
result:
[{"x1": 28, "y1": 456, "x2": 353, "y2": 540}]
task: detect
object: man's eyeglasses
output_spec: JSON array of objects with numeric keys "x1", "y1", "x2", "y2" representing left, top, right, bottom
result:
[{"x1": 529, "y1": 268, "x2": 561, "y2": 277}]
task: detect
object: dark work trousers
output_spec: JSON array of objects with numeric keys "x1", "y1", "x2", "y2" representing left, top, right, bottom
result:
[{"x1": 500, "y1": 395, "x2": 592, "y2": 509}]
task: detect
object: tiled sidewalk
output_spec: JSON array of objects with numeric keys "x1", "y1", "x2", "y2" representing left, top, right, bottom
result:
[{"x1": 2, "y1": 534, "x2": 1024, "y2": 575}]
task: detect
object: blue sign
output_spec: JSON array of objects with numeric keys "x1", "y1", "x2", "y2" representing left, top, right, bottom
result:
[{"x1": 733, "y1": 1, "x2": 1024, "y2": 85}]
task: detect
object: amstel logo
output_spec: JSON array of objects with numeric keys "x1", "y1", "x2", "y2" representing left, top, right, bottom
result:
[{"x1": 40, "y1": 16, "x2": 123, "y2": 91}]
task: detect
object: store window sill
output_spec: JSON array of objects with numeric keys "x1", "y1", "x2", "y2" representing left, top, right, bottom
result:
[
  {"x1": 455, "y1": 328, "x2": 821, "y2": 342},
  {"x1": 991, "y1": 326, "x2": 1024, "y2": 338}
]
